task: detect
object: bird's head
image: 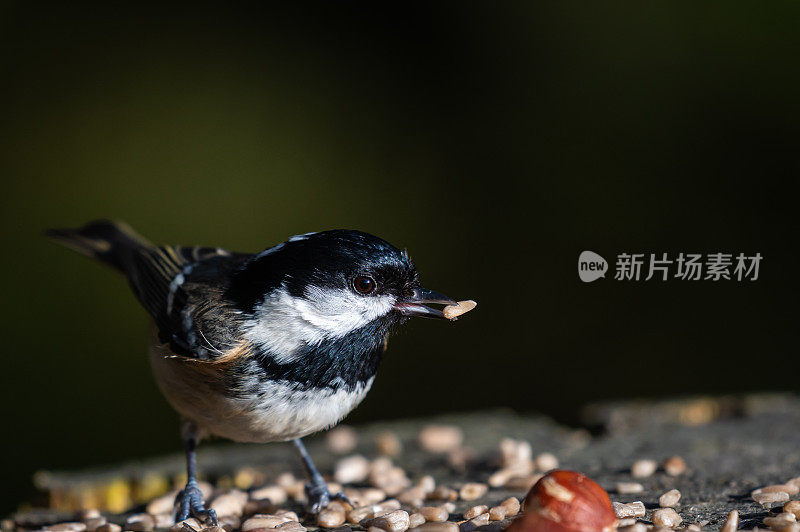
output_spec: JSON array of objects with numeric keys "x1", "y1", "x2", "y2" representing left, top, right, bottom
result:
[{"x1": 229, "y1": 230, "x2": 457, "y2": 358}]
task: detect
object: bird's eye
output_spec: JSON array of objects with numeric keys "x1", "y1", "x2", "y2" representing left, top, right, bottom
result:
[{"x1": 353, "y1": 275, "x2": 376, "y2": 295}]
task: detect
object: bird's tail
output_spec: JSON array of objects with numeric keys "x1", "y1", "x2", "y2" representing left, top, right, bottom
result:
[{"x1": 45, "y1": 219, "x2": 153, "y2": 273}]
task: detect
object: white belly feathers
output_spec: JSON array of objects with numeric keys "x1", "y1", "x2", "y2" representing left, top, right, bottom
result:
[
  {"x1": 149, "y1": 340, "x2": 373, "y2": 443},
  {"x1": 203, "y1": 378, "x2": 374, "y2": 443}
]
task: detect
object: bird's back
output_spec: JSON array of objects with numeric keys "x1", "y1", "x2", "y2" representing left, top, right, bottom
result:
[{"x1": 47, "y1": 219, "x2": 250, "y2": 359}]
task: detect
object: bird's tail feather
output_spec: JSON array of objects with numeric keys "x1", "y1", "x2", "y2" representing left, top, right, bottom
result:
[{"x1": 45, "y1": 219, "x2": 152, "y2": 273}]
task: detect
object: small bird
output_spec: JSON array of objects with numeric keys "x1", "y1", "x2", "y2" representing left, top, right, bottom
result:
[{"x1": 47, "y1": 220, "x2": 472, "y2": 524}]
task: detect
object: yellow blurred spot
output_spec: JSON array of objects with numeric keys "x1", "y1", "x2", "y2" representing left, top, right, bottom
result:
[
  {"x1": 679, "y1": 399, "x2": 718, "y2": 426},
  {"x1": 137, "y1": 473, "x2": 170, "y2": 502},
  {"x1": 216, "y1": 475, "x2": 233, "y2": 490},
  {"x1": 103, "y1": 478, "x2": 132, "y2": 513},
  {"x1": 235, "y1": 467, "x2": 264, "y2": 490}
]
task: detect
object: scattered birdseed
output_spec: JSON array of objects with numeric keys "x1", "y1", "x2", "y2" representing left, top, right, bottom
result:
[
  {"x1": 753, "y1": 491, "x2": 790, "y2": 507},
  {"x1": 427, "y1": 486, "x2": 458, "y2": 502},
  {"x1": 442, "y1": 300, "x2": 477, "y2": 320},
  {"x1": 44, "y1": 524, "x2": 87, "y2": 532},
  {"x1": 275, "y1": 473, "x2": 305, "y2": 501},
  {"x1": 535, "y1": 452, "x2": 559, "y2": 472},
  {"x1": 243, "y1": 498, "x2": 273, "y2": 516},
  {"x1": 124, "y1": 514, "x2": 155, "y2": 532},
  {"x1": 170, "y1": 519, "x2": 201, "y2": 532},
  {"x1": 326, "y1": 426, "x2": 358, "y2": 454},
  {"x1": 408, "y1": 513, "x2": 425, "y2": 528},
  {"x1": 362, "y1": 509, "x2": 411, "y2": 532},
  {"x1": 398, "y1": 486, "x2": 426, "y2": 507},
  {"x1": 499, "y1": 439, "x2": 533, "y2": 468},
  {"x1": 326, "y1": 502, "x2": 350, "y2": 516},
  {"x1": 250, "y1": 485, "x2": 288, "y2": 505},
  {"x1": 772, "y1": 524, "x2": 800, "y2": 532},
  {"x1": 659, "y1": 489, "x2": 681, "y2": 508},
  {"x1": 463, "y1": 505, "x2": 488, "y2": 520},
  {"x1": 409, "y1": 523, "x2": 459, "y2": 532},
  {"x1": 376, "y1": 431, "x2": 403, "y2": 456},
  {"x1": 458, "y1": 482, "x2": 488, "y2": 501},
  {"x1": 275, "y1": 522, "x2": 306, "y2": 532},
  {"x1": 617, "y1": 482, "x2": 645, "y2": 494},
  {"x1": 756, "y1": 485, "x2": 800, "y2": 497},
  {"x1": 418, "y1": 507, "x2": 448, "y2": 522},
  {"x1": 785, "y1": 501, "x2": 800, "y2": 520},
  {"x1": 418, "y1": 425, "x2": 463, "y2": 453},
  {"x1": 631, "y1": 459, "x2": 658, "y2": 478},
  {"x1": 446, "y1": 447, "x2": 473, "y2": 471},
  {"x1": 221, "y1": 517, "x2": 241, "y2": 531},
  {"x1": 211, "y1": 491, "x2": 247, "y2": 517},
  {"x1": 618, "y1": 525, "x2": 647, "y2": 532},
  {"x1": 653, "y1": 508, "x2": 683, "y2": 528},
  {"x1": 379, "y1": 500, "x2": 403, "y2": 512},
  {"x1": 334, "y1": 454, "x2": 371, "y2": 484},
  {"x1": 275, "y1": 510, "x2": 299, "y2": 521},
  {"x1": 145, "y1": 491, "x2": 177, "y2": 515},
  {"x1": 468, "y1": 513, "x2": 490, "y2": 527},
  {"x1": 487, "y1": 468, "x2": 513, "y2": 488},
  {"x1": 663, "y1": 456, "x2": 687, "y2": 476},
  {"x1": 488, "y1": 505, "x2": 507, "y2": 521},
  {"x1": 500, "y1": 497, "x2": 521, "y2": 517},
  {"x1": 488, "y1": 466, "x2": 535, "y2": 488},
  {"x1": 84, "y1": 517, "x2": 106, "y2": 532},
  {"x1": 22, "y1": 417, "x2": 792, "y2": 532},
  {"x1": 613, "y1": 501, "x2": 646, "y2": 518},
  {"x1": 369, "y1": 459, "x2": 411, "y2": 495},
  {"x1": 417, "y1": 476, "x2": 436, "y2": 494},
  {"x1": 242, "y1": 515, "x2": 293, "y2": 531},
  {"x1": 152, "y1": 515, "x2": 172, "y2": 528},
  {"x1": 317, "y1": 508, "x2": 346, "y2": 528},
  {"x1": 79, "y1": 509, "x2": 102, "y2": 520},
  {"x1": 359, "y1": 488, "x2": 390, "y2": 507},
  {"x1": 763, "y1": 514, "x2": 797, "y2": 530},
  {"x1": 505, "y1": 474, "x2": 542, "y2": 491},
  {"x1": 347, "y1": 506, "x2": 377, "y2": 524}
]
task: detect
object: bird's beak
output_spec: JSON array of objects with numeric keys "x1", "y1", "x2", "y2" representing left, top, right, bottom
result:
[{"x1": 394, "y1": 287, "x2": 458, "y2": 320}]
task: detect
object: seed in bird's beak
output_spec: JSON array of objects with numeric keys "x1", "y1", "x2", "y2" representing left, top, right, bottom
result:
[{"x1": 442, "y1": 300, "x2": 477, "y2": 320}]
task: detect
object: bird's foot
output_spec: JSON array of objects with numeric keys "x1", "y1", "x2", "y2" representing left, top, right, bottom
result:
[
  {"x1": 175, "y1": 480, "x2": 218, "y2": 526},
  {"x1": 305, "y1": 482, "x2": 353, "y2": 514}
]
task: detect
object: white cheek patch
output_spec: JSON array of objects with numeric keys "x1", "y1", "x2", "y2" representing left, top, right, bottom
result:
[
  {"x1": 301, "y1": 285, "x2": 395, "y2": 334},
  {"x1": 244, "y1": 285, "x2": 395, "y2": 363}
]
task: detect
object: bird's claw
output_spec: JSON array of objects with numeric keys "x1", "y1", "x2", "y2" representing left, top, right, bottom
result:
[
  {"x1": 175, "y1": 480, "x2": 218, "y2": 526},
  {"x1": 305, "y1": 482, "x2": 353, "y2": 514}
]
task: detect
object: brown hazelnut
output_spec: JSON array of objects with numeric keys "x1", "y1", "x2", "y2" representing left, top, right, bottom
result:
[{"x1": 511, "y1": 470, "x2": 617, "y2": 532}]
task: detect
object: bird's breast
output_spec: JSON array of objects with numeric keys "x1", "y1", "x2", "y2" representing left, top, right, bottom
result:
[
  {"x1": 149, "y1": 341, "x2": 375, "y2": 443},
  {"x1": 215, "y1": 377, "x2": 375, "y2": 442}
]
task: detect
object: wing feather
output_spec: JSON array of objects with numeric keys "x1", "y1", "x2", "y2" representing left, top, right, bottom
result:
[{"x1": 125, "y1": 245, "x2": 248, "y2": 359}]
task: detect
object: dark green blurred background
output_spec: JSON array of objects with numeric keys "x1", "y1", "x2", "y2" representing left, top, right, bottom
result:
[{"x1": 1, "y1": 1, "x2": 798, "y2": 511}]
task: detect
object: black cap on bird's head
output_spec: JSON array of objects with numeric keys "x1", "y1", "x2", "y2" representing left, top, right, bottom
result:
[{"x1": 228, "y1": 230, "x2": 457, "y2": 328}]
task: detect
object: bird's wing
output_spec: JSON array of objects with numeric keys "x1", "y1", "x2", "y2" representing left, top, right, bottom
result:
[{"x1": 127, "y1": 245, "x2": 251, "y2": 359}]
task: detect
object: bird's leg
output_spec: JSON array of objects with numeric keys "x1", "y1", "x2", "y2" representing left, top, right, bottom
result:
[
  {"x1": 175, "y1": 421, "x2": 218, "y2": 525},
  {"x1": 292, "y1": 438, "x2": 352, "y2": 514}
]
